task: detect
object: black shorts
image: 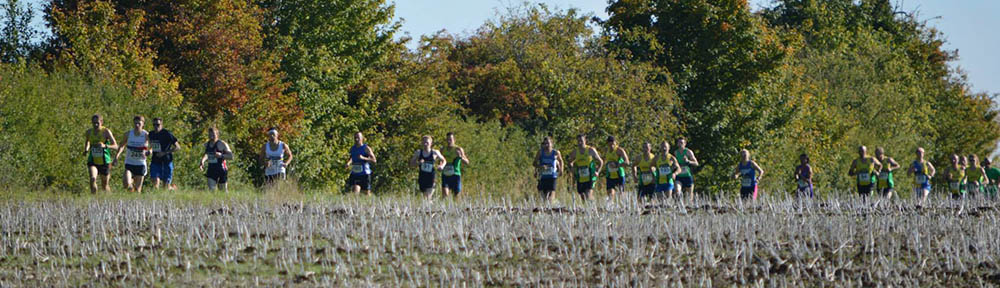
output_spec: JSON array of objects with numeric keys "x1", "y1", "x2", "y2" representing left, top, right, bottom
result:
[
  {"x1": 348, "y1": 174, "x2": 372, "y2": 191},
  {"x1": 418, "y1": 172, "x2": 435, "y2": 191},
  {"x1": 638, "y1": 184, "x2": 656, "y2": 198},
  {"x1": 857, "y1": 184, "x2": 873, "y2": 196},
  {"x1": 265, "y1": 173, "x2": 285, "y2": 183},
  {"x1": 576, "y1": 181, "x2": 594, "y2": 194},
  {"x1": 879, "y1": 187, "x2": 893, "y2": 196},
  {"x1": 537, "y1": 177, "x2": 556, "y2": 192},
  {"x1": 87, "y1": 162, "x2": 110, "y2": 176},
  {"x1": 442, "y1": 175, "x2": 461, "y2": 193},
  {"x1": 125, "y1": 164, "x2": 146, "y2": 177},
  {"x1": 606, "y1": 177, "x2": 625, "y2": 190},
  {"x1": 206, "y1": 165, "x2": 228, "y2": 184}
]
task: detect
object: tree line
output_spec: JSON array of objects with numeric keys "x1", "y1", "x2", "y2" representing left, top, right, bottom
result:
[{"x1": 1, "y1": 0, "x2": 996, "y2": 197}]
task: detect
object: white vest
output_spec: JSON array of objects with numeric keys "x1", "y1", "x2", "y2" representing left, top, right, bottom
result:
[
  {"x1": 124, "y1": 130, "x2": 148, "y2": 166},
  {"x1": 265, "y1": 141, "x2": 285, "y2": 176}
]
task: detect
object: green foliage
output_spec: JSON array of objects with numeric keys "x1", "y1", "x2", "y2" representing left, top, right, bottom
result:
[
  {"x1": 0, "y1": 64, "x2": 198, "y2": 191},
  {"x1": 1, "y1": 0, "x2": 37, "y2": 63}
]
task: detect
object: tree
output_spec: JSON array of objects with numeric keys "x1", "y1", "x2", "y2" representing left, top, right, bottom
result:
[{"x1": 1, "y1": 0, "x2": 36, "y2": 63}]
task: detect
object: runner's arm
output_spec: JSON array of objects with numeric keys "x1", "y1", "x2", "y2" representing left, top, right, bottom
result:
[
  {"x1": 555, "y1": 151, "x2": 565, "y2": 175},
  {"x1": 408, "y1": 150, "x2": 420, "y2": 167},
  {"x1": 686, "y1": 150, "x2": 699, "y2": 166},
  {"x1": 104, "y1": 129, "x2": 118, "y2": 151},
  {"x1": 220, "y1": 141, "x2": 234, "y2": 160},
  {"x1": 732, "y1": 165, "x2": 741, "y2": 179},
  {"x1": 114, "y1": 133, "x2": 129, "y2": 161},
  {"x1": 888, "y1": 157, "x2": 900, "y2": 171},
  {"x1": 458, "y1": 147, "x2": 470, "y2": 165},
  {"x1": 435, "y1": 150, "x2": 447, "y2": 170},
  {"x1": 753, "y1": 161, "x2": 765, "y2": 180},
  {"x1": 364, "y1": 146, "x2": 377, "y2": 164},
  {"x1": 589, "y1": 147, "x2": 604, "y2": 177},
  {"x1": 671, "y1": 158, "x2": 681, "y2": 178},
  {"x1": 199, "y1": 153, "x2": 208, "y2": 170},
  {"x1": 259, "y1": 144, "x2": 268, "y2": 164},
  {"x1": 872, "y1": 158, "x2": 883, "y2": 172},
  {"x1": 981, "y1": 168, "x2": 989, "y2": 185},
  {"x1": 805, "y1": 165, "x2": 813, "y2": 183},
  {"x1": 283, "y1": 142, "x2": 293, "y2": 166},
  {"x1": 83, "y1": 131, "x2": 91, "y2": 155},
  {"x1": 619, "y1": 148, "x2": 631, "y2": 167},
  {"x1": 927, "y1": 162, "x2": 936, "y2": 178},
  {"x1": 848, "y1": 160, "x2": 857, "y2": 176}
]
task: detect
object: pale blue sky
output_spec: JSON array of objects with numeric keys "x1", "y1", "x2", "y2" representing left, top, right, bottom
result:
[{"x1": 394, "y1": 0, "x2": 999, "y2": 95}]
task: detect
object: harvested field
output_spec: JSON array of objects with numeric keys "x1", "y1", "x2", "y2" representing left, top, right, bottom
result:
[{"x1": 1, "y1": 193, "x2": 999, "y2": 286}]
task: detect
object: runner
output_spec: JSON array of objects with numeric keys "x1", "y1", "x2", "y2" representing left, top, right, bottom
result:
[
  {"x1": 409, "y1": 135, "x2": 446, "y2": 199},
  {"x1": 732, "y1": 149, "x2": 764, "y2": 200},
  {"x1": 673, "y1": 138, "x2": 699, "y2": 202},
  {"x1": 148, "y1": 117, "x2": 180, "y2": 190},
  {"x1": 943, "y1": 154, "x2": 966, "y2": 199},
  {"x1": 114, "y1": 115, "x2": 150, "y2": 193},
  {"x1": 984, "y1": 158, "x2": 1000, "y2": 199},
  {"x1": 794, "y1": 153, "x2": 813, "y2": 199},
  {"x1": 441, "y1": 132, "x2": 470, "y2": 198},
  {"x1": 653, "y1": 141, "x2": 681, "y2": 199},
  {"x1": 199, "y1": 127, "x2": 233, "y2": 192},
  {"x1": 346, "y1": 132, "x2": 377, "y2": 195},
  {"x1": 848, "y1": 145, "x2": 882, "y2": 199},
  {"x1": 964, "y1": 154, "x2": 988, "y2": 198},
  {"x1": 535, "y1": 136, "x2": 565, "y2": 202},
  {"x1": 874, "y1": 147, "x2": 900, "y2": 200},
  {"x1": 260, "y1": 128, "x2": 293, "y2": 184},
  {"x1": 603, "y1": 136, "x2": 630, "y2": 199},
  {"x1": 84, "y1": 114, "x2": 118, "y2": 194},
  {"x1": 568, "y1": 134, "x2": 604, "y2": 201},
  {"x1": 634, "y1": 142, "x2": 657, "y2": 199},
  {"x1": 907, "y1": 147, "x2": 936, "y2": 204}
]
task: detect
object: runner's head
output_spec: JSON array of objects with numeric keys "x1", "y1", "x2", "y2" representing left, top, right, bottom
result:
[
  {"x1": 660, "y1": 141, "x2": 671, "y2": 154},
  {"x1": 950, "y1": 154, "x2": 959, "y2": 166},
  {"x1": 354, "y1": 132, "x2": 364, "y2": 145},
  {"x1": 857, "y1": 145, "x2": 867, "y2": 158},
  {"x1": 208, "y1": 127, "x2": 219, "y2": 142},
  {"x1": 577, "y1": 134, "x2": 587, "y2": 148},
  {"x1": 874, "y1": 147, "x2": 885, "y2": 159},
  {"x1": 984, "y1": 158, "x2": 992, "y2": 167},
  {"x1": 91, "y1": 114, "x2": 102, "y2": 129},
  {"x1": 961, "y1": 155, "x2": 968, "y2": 166},
  {"x1": 267, "y1": 127, "x2": 279, "y2": 141},
  {"x1": 421, "y1": 135, "x2": 433, "y2": 150},
  {"x1": 969, "y1": 154, "x2": 979, "y2": 166},
  {"x1": 676, "y1": 137, "x2": 686, "y2": 149},
  {"x1": 152, "y1": 117, "x2": 163, "y2": 132},
  {"x1": 800, "y1": 153, "x2": 809, "y2": 165},
  {"x1": 740, "y1": 149, "x2": 750, "y2": 162},
  {"x1": 606, "y1": 136, "x2": 617, "y2": 148},
  {"x1": 446, "y1": 132, "x2": 456, "y2": 146},
  {"x1": 643, "y1": 142, "x2": 652, "y2": 154},
  {"x1": 541, "y1": 136, "x2": 553, "y2": 151},
  {"x1": 915, "y1": 147, "x2": 925, "y2": 159},
  {"x1": 133, "y1": 115, "x2": 144, "y2": 130}
]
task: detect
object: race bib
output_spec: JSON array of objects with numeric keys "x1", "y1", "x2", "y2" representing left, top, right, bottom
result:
[
  {"x1": 640, "y1": 173, "x2": 654, "y2": 185},
  {"x1": 577, "y1": 167, "x2": 591, "y2": 178},
  {"x1": 950, "y1": 182, "x2": 961, "y2": 191},
  {"x1": 266, "y1": 159, "x2": 283, "y2": 174},
  {"x1": 658, "y1": 166, "x2": 672, "y2": 175},
  {"x1": 90, "y1": 147, "x2": 104, "y2": 158},
  {"x1": 797, "y1": 180, "x2": 808, "y2": 188},
  {"x1": 150, "y1": 141, "x2": 162, "y2": 153},
  {"x1": 351, "y1": 164, "x2": 365, "y2": 173},
  {"x1": 878, "y1": 172, "x2": 889, "y2": 180},
  {"x1": 857, "y1": 173, "x2": 870, "y2": 183},
  {"x1": 207, "y1": 154, "x2": 218, "y2": 164},
  {"x1": 126, "y1": 148, "x2": 145, "y2": 161},
  {"x1": 541, "y1": 166, "x2": 556, "y2": 176},
  {"x1": 741, "y1": 177, "x2": 754, "y2": 187},
  {"x1": 443, "y1": 165, "x2": 455, "y2": 176},
  {"x1": 916, "y1": 175, "x2": 928, "y2": 184},
  {"x1": 682, "y1": 166, "x2": 691, "y2": 175},
  {"x1": 420, "y1": 162, "x2": 434, "y2": 173}
]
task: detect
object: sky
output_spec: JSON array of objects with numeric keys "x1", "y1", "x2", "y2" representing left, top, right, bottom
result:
[{"x1": 393, "y1": 0, "x2": 999, "y2": 95}]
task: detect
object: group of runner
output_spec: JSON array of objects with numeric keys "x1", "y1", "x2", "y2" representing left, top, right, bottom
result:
[
  {"x1": 85, "y1": 115, "x2": 1000, "y2": 201},
  {"x1": 84, "y1": 114, "x2": 291, "y2": 194}
]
